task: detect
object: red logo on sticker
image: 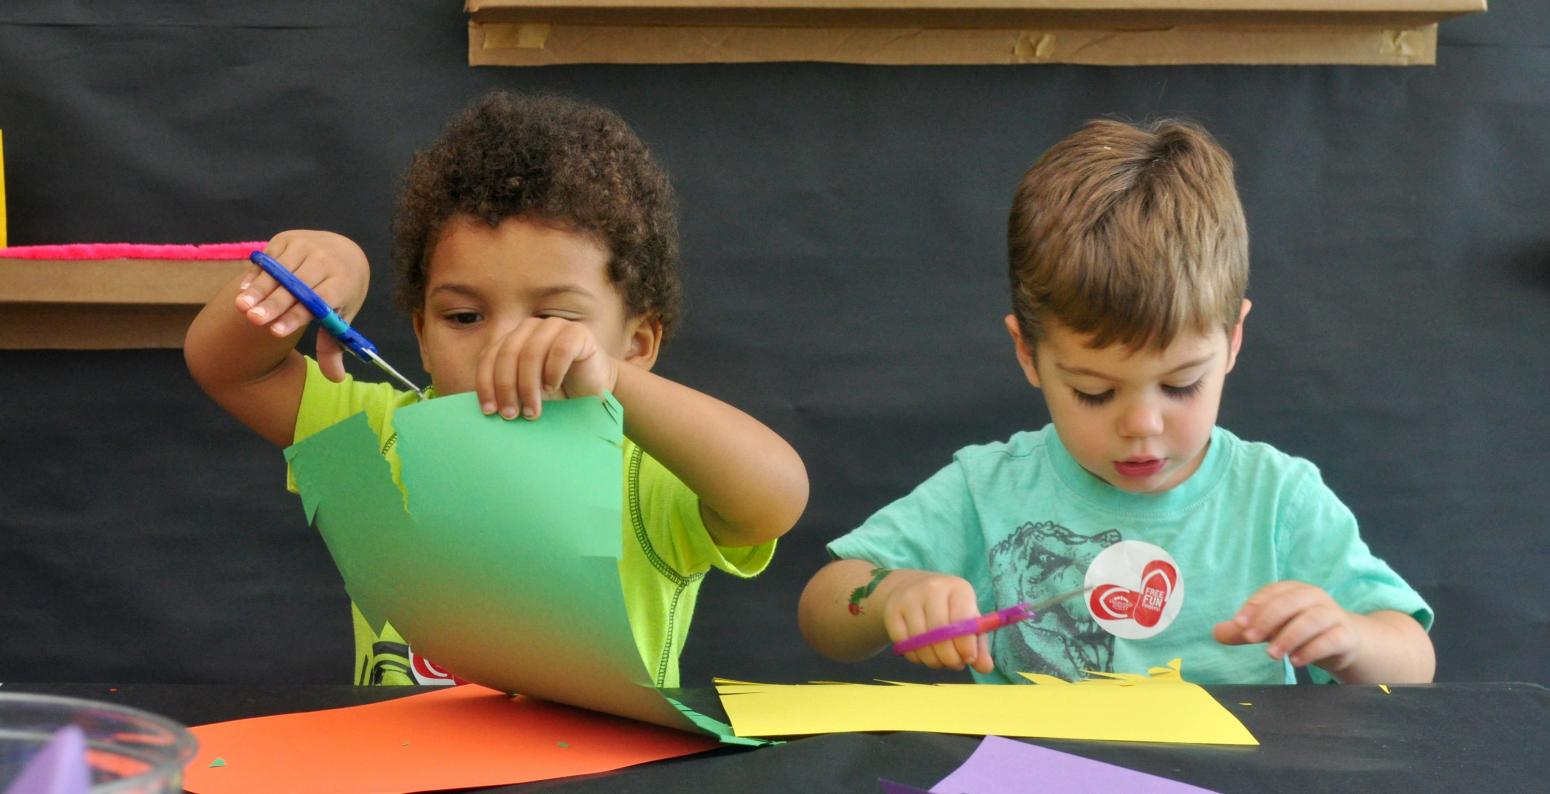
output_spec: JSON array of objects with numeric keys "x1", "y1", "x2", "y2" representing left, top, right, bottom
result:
[
  {"x1": 1133, "y1": 560, "x2": 1177, "y2": 628},
  {"x1": 1090, "y1": 559, "x2": 1176, "y2": 626},
  {"x1": 410, "y1": 652, "x2": 468, "y2": 686},
  {"x1": 1090, "y1": 584, "x2": 1139, "y2": 620}
]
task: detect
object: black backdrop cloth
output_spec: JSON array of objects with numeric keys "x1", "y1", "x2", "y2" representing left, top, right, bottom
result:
[{"x1": 1, "y1": 2, "x2": 1546, "y2": 686}]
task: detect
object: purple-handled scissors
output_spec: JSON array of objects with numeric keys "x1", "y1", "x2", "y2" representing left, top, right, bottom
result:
[{"x1": 891, "y1": 585, "x2": 1092, "y2": 655}]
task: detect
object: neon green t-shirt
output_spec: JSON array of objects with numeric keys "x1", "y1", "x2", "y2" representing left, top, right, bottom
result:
[{"x1": 286, "y1": 357, "x2": 775, "y2": 688}]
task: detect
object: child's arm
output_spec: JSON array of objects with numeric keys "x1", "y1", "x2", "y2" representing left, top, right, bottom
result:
[
  {"x1": 798, "y1": 559, "x2": 992, "y2": 673},
  {"x1": 609, "y1": 362, "x2": 806, "y2": 547},
  {"x1": 184, "y1": 230, "x2": 370, "y2": 448},
  {"x1": 1212, "y1": 581, "x2": 1436, "y2": 684},
  {"x1": 472, "y1": 316, "x2": 807, "y2": 548}
]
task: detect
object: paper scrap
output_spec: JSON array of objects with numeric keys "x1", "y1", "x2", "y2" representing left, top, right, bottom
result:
[
  {"x1": 207, "y1": 758, "x2": 226, "y2": 768},
  {"x1": 3, "y1": 724, "x2": 88, "y2": 794},
  {"x1": 716, "y1": 661, "x2": 1256, "y2": 745},
  {"x1": 183, "y1": 685, "x2": 717, "y2": 794},
  {"x1": 930, "y1": 735, "x2": 1219, "y2": 792},
  {"x1": 284, "y1": 393, "x2": 742, "y2": 741},
  {"x1": 1380, "y1": 684, "x2": 1391, "y2": 694}
]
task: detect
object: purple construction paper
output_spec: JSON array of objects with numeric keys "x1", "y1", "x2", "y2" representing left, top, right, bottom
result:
[
  {"x1": 3, "y1": 724, "x2": 90, "y2": 794},
  {"x1": 930, "y1": 736, "x2": 1218, "y2": 794}
]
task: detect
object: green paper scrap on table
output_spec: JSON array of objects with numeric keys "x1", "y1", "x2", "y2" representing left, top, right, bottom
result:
[{"x1": 284, "y1": 392, "x2": 749, "y2": 743}]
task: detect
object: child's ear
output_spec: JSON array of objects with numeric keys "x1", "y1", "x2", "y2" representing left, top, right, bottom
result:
[
  {"x1": 621, "y1": 314, "x2": 663, "y2": 371},
  {"x1": 1225, "y1": 299, "x2": 1252, "y2": 373},
  {"x1": 1004, "y1": 314, "x2": 1042, "y2": 389}
]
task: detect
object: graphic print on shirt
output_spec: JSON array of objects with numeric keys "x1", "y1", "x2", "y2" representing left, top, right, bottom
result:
[
  {"x1": 987, "y1": 520, "x2": 1120, "y2": 679},
  {"x1": 1083, "y1": 540, "x2": 1183, "y2": 640}
]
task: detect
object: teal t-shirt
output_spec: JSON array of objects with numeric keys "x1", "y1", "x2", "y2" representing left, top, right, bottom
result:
[{"x1": 827, "y1": 425, "x2": 1432, "y2": 685}]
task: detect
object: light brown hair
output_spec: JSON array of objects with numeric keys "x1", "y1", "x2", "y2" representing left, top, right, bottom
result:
[{"x1": 1007, "y1": 118, "x2": 1247, "y2": 352}]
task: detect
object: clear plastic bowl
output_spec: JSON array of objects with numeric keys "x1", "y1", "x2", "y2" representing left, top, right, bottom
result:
[{"x1": 0, "y1": 693, "x2": 197, "y2": 793}]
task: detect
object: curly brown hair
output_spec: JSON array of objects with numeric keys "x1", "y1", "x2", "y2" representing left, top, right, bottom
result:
[{"x1": 392, "y1": 91, "x2": 682, "y2": 339}]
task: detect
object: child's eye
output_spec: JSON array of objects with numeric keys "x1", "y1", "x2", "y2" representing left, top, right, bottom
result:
[
  {"x1": 1072, "y1": 389, "x2": 1114, "y2": 407},
  {"x1": 1162, "y1": 379, "x2": 1205, "y2": 400},
  {"x1": 444, "y1": 312, "x2": 482, "y2": 325}
]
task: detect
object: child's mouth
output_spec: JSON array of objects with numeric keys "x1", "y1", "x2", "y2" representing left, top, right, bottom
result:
[{"x1": 1114, "y1": 458, "x2": 1165, "y2": 478}]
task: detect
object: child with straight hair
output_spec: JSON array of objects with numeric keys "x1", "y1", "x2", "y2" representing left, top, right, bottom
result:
[{"x1": 800, "y1": 118, "x2": 1433, "y2": 685}]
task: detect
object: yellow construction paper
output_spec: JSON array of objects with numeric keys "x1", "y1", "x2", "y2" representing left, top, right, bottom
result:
[{"x1": 715, "y1": 659, "x2": 1257, "y2": 746}]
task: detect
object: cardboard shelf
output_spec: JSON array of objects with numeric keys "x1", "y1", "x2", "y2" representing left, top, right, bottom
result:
[
  {"x1": 0, "y1": 256, "x2": 247, "y2": 349},
  {"x1": 466, "y1": 0, "x2": 1487, "y2": 66}
]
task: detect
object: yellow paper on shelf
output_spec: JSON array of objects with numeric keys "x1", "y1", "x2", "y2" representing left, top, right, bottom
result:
[
  {"x1": 715, "y1": 659, "x2": 1257, "y2": 746},
  {"x1": 1, "y1": 129, "x2": 8, "y2": 247}
]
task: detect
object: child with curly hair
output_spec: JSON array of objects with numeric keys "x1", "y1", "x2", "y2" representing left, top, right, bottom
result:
[{"x1": 186, "y1": 90, "x2": 808, "y2": 686}]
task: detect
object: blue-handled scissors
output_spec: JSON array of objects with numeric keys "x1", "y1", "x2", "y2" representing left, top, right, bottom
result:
[{"x1": 249, "y1": 250, "x2": 426, "y2": 400}]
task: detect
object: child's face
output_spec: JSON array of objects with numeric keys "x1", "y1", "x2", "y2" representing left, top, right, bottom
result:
[
  {"x1": 1007, "y1": 302, "x2": 1249, "y2": 494},
  {"x1": 412, "y1": 215, "x2": 654, "y2": 397}
]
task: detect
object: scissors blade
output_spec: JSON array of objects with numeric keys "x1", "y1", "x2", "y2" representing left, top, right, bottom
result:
[
  {"x1": 1027, "y1": 585, "x2": 1093, "y2": 614},
  {"x1": 363, "y1": 350, "x2": 427, "y2": 401}
]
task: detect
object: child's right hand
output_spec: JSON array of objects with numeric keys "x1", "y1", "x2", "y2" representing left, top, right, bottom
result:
[
  {"x1": 235, "y1": 230, "x2": 371, "y2": 382},
  {"x1": 882, "y1": 570, "x2": 994, "y2": 674}
]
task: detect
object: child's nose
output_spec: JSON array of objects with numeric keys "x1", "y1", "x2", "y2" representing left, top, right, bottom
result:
[{"x1": 1117, "y1": 398, "x2": 1165, "y2": 438}]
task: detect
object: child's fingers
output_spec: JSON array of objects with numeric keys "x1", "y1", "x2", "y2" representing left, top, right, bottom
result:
[
  {"x1": 242, "y1": 283, "x2": 298, "y2": 329},
  {"x1": 945, "y1": 587, "x2": 981, "y2": 668},
  {"x1": 896, "y1": 605, "x2": 939, "y2": 668},
  {"x1": 544, "y1": 324, "x2": 595, "y2": 396},
  {"x1": 267, "y1": 302, "x2": 316, "y2": 338},
  {"x1": 921, "y1": 595, "x2": 969, "y2": 670},
  {"x1": 235, "y1": 269, "x2": 279, "y2": 314},
  {"x1": 1212, "y1": 619, "x2": 1251, "y2": 645},
  {"x1": 903, "y1": 605, "x2": 957, "y2": 670},
  {"x1": 1236, "y1": 582, "x2": 1316, "y2": 643},
  {"x1": 515, "y1": 319, "x2": 568, "y2": 419},
  {"x1": 482, "y1": 320, "x2": 539, "y2": 419},
  {"x1": 316, "y1": 333, "x2": 348, "y2": 383},
  {"x1": 1266, "y1": 606, "x2": 1340, "y2": 663},
  {"x1": 1286, "y1": 623, "x2": 1357, "y2": 669},
  {"x1": 971, "y1": 633, "x2": 994, "y2": 674}
]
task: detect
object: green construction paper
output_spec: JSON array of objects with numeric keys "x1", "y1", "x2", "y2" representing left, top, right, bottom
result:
[
  {"x1": 664, "y1": 696, "x2": 770, "y2": 747},
  {"x1": 285, "y1": 392, "x2": 709, "y2": 735},
  {"x1": 209, "y1": 758, "x2": 226, "y2": 768}
]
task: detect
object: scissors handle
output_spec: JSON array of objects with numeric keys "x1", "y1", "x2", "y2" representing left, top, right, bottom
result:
[
  {"x1": 889, "y1": 585, "x2": 1091, "y2": 656},
  {"x1": 891, "y1": 603, "x2": 1033, "y2": 656},
  {"x1": 249, "y1": 251, "x2": 378, "y2": 362}
]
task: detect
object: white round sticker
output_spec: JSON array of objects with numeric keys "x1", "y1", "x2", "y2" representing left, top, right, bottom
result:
[{"x1": 1084, "y1": 540, "x2": 1183, "y2": 640}]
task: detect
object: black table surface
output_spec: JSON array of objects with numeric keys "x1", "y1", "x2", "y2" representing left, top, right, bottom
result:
[{"x1": 6, "y1": 682, "x2": 1547, "y2": 793}]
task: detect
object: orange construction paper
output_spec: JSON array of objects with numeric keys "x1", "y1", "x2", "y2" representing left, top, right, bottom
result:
[{"x1": 183, "y1": 685, "x2": 718, "y2": 794}]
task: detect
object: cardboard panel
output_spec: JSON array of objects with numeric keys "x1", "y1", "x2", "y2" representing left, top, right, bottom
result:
[
  {"x1": 466, "y1": 0, "x2": 1484, "y2": 65},
  {"x1": 0, "y1": 303, "x2": 203, "y2": 349},
  {"x1": 0, "y1": 257, "x2": 246, "y2": 348}
]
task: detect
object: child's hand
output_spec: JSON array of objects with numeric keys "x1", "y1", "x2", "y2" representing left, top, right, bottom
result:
[
  {"x1": 235, "y1": 230, "x2": 370, "y2": 383},
  {"x1": 882, "y1": 570, "x2": 994, "y2": 674},
  {"x1": 476, "y1": 317, "x2": 619, "y2": 420},
  {"x1": 1213, "y1": 580, "x2": 1362, "y2": 673}
]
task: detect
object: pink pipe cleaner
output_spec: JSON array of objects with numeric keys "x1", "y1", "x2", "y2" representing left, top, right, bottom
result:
[{"x1": 0, "y1": 242, "x2": 267, "y2": 260}]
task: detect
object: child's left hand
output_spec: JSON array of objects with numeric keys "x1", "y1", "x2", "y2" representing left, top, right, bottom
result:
[
  {"x1": 1212, "y1": 580, "x2": 1361, "y2": 673},
  {"x1": 475, "y1": 316, "x2": 619, "y2": 420}
]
